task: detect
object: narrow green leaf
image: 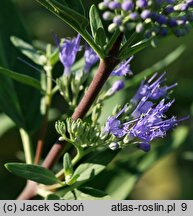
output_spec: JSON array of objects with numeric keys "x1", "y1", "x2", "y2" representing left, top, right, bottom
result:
[
  {"x1": 125, "y1": 45, "x2": 186, "y2": 89},
  {"x1": 0, "y1": 113, "x2": 15, "y2": 139},
  {"x1": 11, "y1": 36, "x2": 46, "y2": 66},
  {"x1": 0, "y1": 0, "x2": 29, "y2": 68},
  {"x1": 65, "y1": 0, "x2": 85, "y2": 16},
  {"x1": 0, "y1": 36, "x2": 8, "y2": 67},
  {"x1": 120, "y1": 32, "x2": 137, "y2": 53},
  {"x1": 78, "y1": 187, "x2": 111, "y2": 200},
  {"x1": 63, "y1": 187, "x2": 111, "y2": 200},
  {"x1": 0, "y1": 75, "x2": 25, "y2": 128},
  {"x1": 35, "y1": 1, "x2": 104, "y2": 58},
  {"x1": 183, "y1": 152, "x2": 193, "y2": 161},
  {"x1": 89, "y1": 5, "x2": 105, "y2": 39},
  {"x1": 0, "y1": 67, "x2": 43, "y2": 92},
  {"x1": 5, "y1": 163, "x2": 61, "y2": 185},
  {"x1": 118, "y1": 40, "x2": 150, "y2": 60},
  {"x1": 46, "y1": 194, "x2": 60, "y2": 200},
  {"x1": 50, "y1": 48, "x2": 59, "y2": 66},
  {"x1": 63, "y1": 153, "x2": 73, "y2": 178},
  {"x1": 35, "y1": 0, "x2": 88, "y2": 31},
  {"x1": 0, "y1": 0, "x2": 42, "y2": 132},
  {"x1": 95, "y1": 28, "x2": 106, "y2": 47}
]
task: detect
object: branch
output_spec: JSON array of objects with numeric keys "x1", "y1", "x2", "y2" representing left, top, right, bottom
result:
[{"x1": 17, "y1": 181, "x2": 38, "y2": 200}]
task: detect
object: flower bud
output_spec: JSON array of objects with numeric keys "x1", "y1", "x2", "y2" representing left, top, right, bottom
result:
[{"x1": 109, "y1": 142, "x2": 119, "y2": 150}]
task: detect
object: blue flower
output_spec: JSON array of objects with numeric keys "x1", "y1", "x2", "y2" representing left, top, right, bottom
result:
[
  {"x1": 104, "y1": 72, "x2": 187, "y2": 152},
  {"x1": 84, "y1": 46, "x2": 99, "y2": 72},
  {"x1": 105, "y1": 80, "x2": 125, "y2": 97},
  {"x1": 131, "y1": 96, "x2": 154, "y2": 118},
  {"x1": 59, "y1": 34, "x2": 81, "y2": 75},
  {"x1": 111, "y1": 80, "x2": 125, "y2": 93},
  {"x1": 131, "y1": 72, "x2": 177, "y2": 105},
  {"x1": 129, "y1": 99, "x2": 178, "y2": 142},
  {"x1": 137, "y1": 142, "x2": 151, "y2": 152},
  {"x1": 111, "y1": 56, "x2": 133, "y2": 76},
  {"x1": 104, "y1": 105, "x2": 128, "y2": 138}
]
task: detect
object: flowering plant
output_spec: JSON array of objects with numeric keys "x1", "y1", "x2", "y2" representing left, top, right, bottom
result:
[{"x1": 0, "y1": 0, "x2": 192, "y2": 200}]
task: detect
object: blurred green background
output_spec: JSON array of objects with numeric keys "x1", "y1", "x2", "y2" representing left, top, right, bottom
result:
[{"x1": 0, "y1": 0, "x2": 193, "y2": 199}]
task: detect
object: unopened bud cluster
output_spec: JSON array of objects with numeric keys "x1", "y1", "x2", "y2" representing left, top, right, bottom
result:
[
  {"x1": 55, "y1": 118, "x2": 112, "y2": 149},
  {"x1": 99, "y1": 0, "x2": 193, "y2": 38}
]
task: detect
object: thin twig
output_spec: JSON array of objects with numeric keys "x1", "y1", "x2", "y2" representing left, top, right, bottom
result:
[
  {"x1": 34, "y1": 63, "x2": 53, "y2": 164},
  {"x1": 34, "y1": 109, "x2": 49, "y2": 164}
]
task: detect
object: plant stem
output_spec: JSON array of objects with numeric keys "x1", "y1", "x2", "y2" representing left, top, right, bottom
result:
[
  {"x1": 34, "y1": 64, "x2": 53, "y2": 164},
  {"x1": 71, "y1": 146, "x2": 83, "y2": 166},
  {"x1": 17, "y1": 181, "x2": 38, "y2": 200},
  {"x1": 72, "y1": 33, "x2": 124, "y2": 120},
  {"x1": 51, "y1": 85, "x2": 59, "y2": 95},
  {"x1": 19, "y1": 128, "x2": 34, "y2": 164}
]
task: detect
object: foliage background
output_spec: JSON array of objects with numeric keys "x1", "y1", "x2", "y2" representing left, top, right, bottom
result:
[{"x1": 0, "y1": 0, "x2": 193, "y2": 199}]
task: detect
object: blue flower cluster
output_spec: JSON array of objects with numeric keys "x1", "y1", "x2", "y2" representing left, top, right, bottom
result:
[
  {"x1": 57, "y1": 34, "x2": 133, "y2": 96},
  {"x1": 99, "y1": 0, "x2": 193, "y2": 37},
  {"x1": 104, "y1": 72, "x2": 187, "y2": 152},
  {"x1": 55, "y1": 34, "x2": 99, "y2": 75}
]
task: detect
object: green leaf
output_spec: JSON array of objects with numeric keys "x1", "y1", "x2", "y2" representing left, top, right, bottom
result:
[
  {"x1": 0, "y1": 67, "x2": 43, "y2": 92},
  {"x1": 60, "y1": 149, "x2": 119, "y2": 195},
  {"x1": 35, "y1": 1, "x2": 104, "y2": 58},
  {"x1": 79, "y1": 187, "x2": 111, "y2": 200},
  {"x1": 63, "y1": 153, "x2": 73, "y2": 182},
  {"x1": 65, "y1": 0, "x2": 85, "y2": 16},
  {"x1": 118, "y1": 39, "x2": 150, "y2": 60},
  {"x1": 183, "y1": 152, "x2": 193, "y2": 161},
  {"x1": 50, "y1": 48, "x2": 59, "y2": 66},
  {"x1": 95, "y1": 28, "x2": 106, "y2": 47},
  {"x1": 73, "y1": 149, "x2": 119, "y2": 182},
  {"x1": 35, "y1": 0, "x2": 88, "y2": 31},
  {"x1": 74, "y1": 163, "x2": 104, "y2": 182},
  {"x1": 0, "y1": 75, "x2": 25, "y2": 128},
  {"x1": 63, "y1": 187, "x2": 111, "y2": 200},
  {"x1": 11, "y1": 36, "x2": 46, "y2": 66},
  {"x1": 46, "y1": 194, "x2": 60, "y2": 200},
  {"x1": 89, "y1": 5, "x2": 105, "y2": 39},
  {"x1": 0, "y1": 113, "x2": 15, "y2": 139},
  {"x1": 120, "y1": 32, "x2": 137, "y2": 53},
  {"x1": 0, "y1": 0, "x2": 42, "y2": 132},
  {"x1": 5, "y1": 163, "x2": 61, "y2": 185},
  {"x1": 0, "y1": 1, "x2": 29, "y2": 68},
  {"x1": 125, "y1": 45, "x2": 186, "y2": 89}
]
